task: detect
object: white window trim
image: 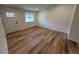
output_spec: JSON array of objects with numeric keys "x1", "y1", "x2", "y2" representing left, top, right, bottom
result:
[
  {"x1": 24, "y1": 12, "x2": 34, "y2": 23},
  {"x1": 6, "y1": 12, "x2": 15, "y2": 18}
]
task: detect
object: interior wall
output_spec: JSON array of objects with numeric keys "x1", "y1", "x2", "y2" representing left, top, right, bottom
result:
[
  {"x1": 0, "y1": 13, "x2": 8, "y2": 53},
  {"x1": 0, "y1": 6, "x2": 37, "y2": 34},
  {"x1": 69, "y1": 5, "x2": 79, "y2": 43},
  {"x1": 0, "y1": 5, "x2": 75, "y2": 34},
  {"x1": 38, "y1": 5, "x2": 75, "y2": 34}
]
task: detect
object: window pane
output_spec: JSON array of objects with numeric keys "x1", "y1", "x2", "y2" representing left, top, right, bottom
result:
[
  {"x1": 25, "y1": 18, "x2": 29, "y2": 22},
  {"x1": 25, "y1": 14, "x2": 29, "y2": 18},
  {"x1": 25, "y1": 12, "x2": 34, "y2": 22},
  {"x1": 6, "y1": 12, "x2": 14, "y2": 17},
  {"x1": 25, "y1": 16, "x2": 29, "y2": 19},
  {"x1": 30, "y1": 15, "x2": 34, "y2": 21}
]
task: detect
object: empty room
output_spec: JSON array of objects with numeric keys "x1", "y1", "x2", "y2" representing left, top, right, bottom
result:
[{"x1": 0, "y1": 4, "x2": 79, "y2": 54}]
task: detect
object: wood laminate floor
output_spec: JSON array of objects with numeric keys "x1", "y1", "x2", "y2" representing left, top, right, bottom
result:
[{"x1": 7, "y1": 26, "x2": 79, "y2": 54}]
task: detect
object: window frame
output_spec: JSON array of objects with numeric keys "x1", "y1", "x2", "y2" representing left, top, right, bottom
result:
[
  {"x1": 24, "y1": 12, "x2": 34, "y2": 23},
  {"x1": 6, "y1": 12, "x2": 15, "y2": 18}
]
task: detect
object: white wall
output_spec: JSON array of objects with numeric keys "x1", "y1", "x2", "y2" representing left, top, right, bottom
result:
[
  {"x1": 0, "y1": 5, "x2": 76, "y2": 35},
  {"x1": 0, "y1": 6, "x2": 37, "y2": 34},
  {"x1": 0, "y1": 13, "x2": 8, "y2": 53},
  {"x1": 38, "y1": 5, "x2": 75, "y2": 34},
  {"x1": 69, "y1": 5, "x2": 79, "y2": 43}
]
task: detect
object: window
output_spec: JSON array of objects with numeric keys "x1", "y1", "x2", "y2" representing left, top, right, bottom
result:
[
  {"x1": 25, "y1": 13, "x2": 34, "y2": 22},
  {"x1": 6, "y1": 12, "x2": 15, "y2": 17}
]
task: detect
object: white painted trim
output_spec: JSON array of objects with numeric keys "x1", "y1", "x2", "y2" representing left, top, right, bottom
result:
[
  {"x1": 67, "y1": 4, "x2": 77, "y2": 38},
  {"x1": 0, "y1": 14, "x2": 8, "y2": 54}
]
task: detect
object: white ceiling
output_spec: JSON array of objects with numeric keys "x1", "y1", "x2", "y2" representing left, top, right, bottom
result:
[{"x1": 2, "y1": 4, "x2": 55, "y2": 11}]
